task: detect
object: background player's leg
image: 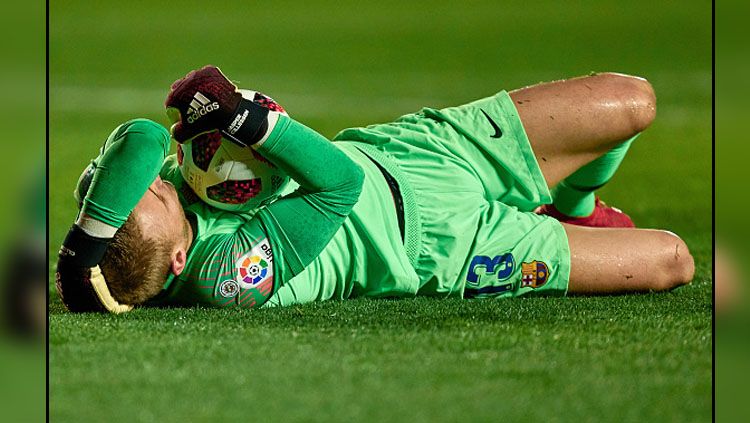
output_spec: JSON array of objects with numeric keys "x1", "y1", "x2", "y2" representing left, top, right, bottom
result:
[
  {"x1": 510, "y1": 72, "x2": 656, "y2": 188},
  {"x1": 563, "y1": 223, "x2": 694, "y2": 294}
]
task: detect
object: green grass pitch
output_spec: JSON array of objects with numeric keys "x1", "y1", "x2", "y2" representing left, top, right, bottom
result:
[{"x1": 50, "y1": 1, "x2": 712, "y2": 421}]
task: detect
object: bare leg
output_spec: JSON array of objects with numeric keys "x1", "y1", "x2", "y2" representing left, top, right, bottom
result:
[
  {"x1": 510, "y1": 72, "x2": 657, "y2": 187},
  {"x1": 564, "y1": 223, "x2": 694, "y2": 294},
  {"x1": 506, "y1": 74, "x2": 688, "y2": 293}
]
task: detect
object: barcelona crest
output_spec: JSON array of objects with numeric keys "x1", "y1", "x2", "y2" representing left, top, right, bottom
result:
[{"x1": 521, "y1": 261, "x2": 549, "y2": 288}]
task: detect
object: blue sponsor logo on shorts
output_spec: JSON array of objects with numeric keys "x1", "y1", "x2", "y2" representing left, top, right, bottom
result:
[{"x1": 467, "y1": 253, "x2": 515, "y2": 285}]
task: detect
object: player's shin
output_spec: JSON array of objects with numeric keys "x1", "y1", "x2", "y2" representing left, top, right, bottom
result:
[{"x1": 551, "y1": 134, "x2": 637, "y2": 217}]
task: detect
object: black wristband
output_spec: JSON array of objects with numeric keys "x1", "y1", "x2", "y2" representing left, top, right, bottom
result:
[
  {"x1": 221, "y1": 97, "x2": 270, "y2": 147},
  {"x1": 59, "y1": 225, "x2": 111, "y2": 268}
]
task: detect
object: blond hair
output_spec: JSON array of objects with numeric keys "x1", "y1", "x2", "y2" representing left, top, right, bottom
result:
[{"x1": 99, "y1": 214, "x2": 172, "y2": 305}]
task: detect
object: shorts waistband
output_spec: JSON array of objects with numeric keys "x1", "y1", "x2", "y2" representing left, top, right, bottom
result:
[
  {"x1": 348, "y1": 142, "x2": 422, "y2": 267},
  {"x1": 360, "y1": 151, "x2": 405, "y2": 243}
]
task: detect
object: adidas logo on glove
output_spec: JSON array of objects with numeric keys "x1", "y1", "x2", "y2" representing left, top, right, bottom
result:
[{"x1": 187, "y1": 91, "x2": 220, "y2": 123}]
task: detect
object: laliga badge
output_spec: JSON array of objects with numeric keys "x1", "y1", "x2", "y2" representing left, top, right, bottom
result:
[{"x1": 235, "y1": 239, "x2": 274, "y2": 290}]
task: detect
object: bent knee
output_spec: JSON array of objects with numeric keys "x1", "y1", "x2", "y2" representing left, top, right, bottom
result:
[
  {"x1": 652, "y1": 231, "x2": 695, "y2": 291},
  {"x1": 595, "y1": 72, "x2": 657, "y2": 134}
]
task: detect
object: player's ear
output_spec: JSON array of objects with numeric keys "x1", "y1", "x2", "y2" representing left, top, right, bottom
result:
[{"x1": 170, "y1": 248, "x2": 187, "y2": 276}]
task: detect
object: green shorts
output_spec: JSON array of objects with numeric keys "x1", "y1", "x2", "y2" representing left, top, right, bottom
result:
[{"x1": 334, "y1": 91, "x2": 571, "y2": 298}]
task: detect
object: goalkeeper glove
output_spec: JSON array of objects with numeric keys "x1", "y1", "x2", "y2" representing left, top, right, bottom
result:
[{"x1": 165, "y1": 65, "x2": 271, "y2": 147}]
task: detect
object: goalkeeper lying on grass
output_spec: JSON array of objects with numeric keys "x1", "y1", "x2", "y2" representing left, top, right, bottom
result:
[{"x1": 56, "y1": 66, "x2": 694, "y2": 313}]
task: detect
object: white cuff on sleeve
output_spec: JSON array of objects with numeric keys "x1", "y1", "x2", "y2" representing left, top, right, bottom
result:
[{"x1": 76, "y1": 214, "x2": 118, "y2": 239}]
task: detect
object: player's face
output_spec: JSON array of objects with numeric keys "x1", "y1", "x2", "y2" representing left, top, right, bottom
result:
[{"x1": 133, "y1": 176, "x2": 190, "y2": 248}]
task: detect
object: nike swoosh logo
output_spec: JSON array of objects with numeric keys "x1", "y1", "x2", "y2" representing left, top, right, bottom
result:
[{"x1": 480, "y1": 109, "x2": 503, "y2": 138}]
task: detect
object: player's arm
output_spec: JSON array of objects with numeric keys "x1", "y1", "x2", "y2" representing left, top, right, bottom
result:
[
  {"x1": 75, "y1": 119, "x2": 171, "y2": 237},
  {"x1": 165, "y1": 65, "x2": 364, "y2": 286},
  {"x1": 57, "y1": 118, "x2": 171, "y2": 313},
  {"x1": 254, "y1": 114, "x2": 364, "y2": 280}
]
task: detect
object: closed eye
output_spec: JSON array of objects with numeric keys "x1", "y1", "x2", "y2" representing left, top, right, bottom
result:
[{"x1": 148, "y1": 185, "x2": 167, "y2": 205}]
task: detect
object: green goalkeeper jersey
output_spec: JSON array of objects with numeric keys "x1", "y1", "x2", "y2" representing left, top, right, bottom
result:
[
  {"x1": 153, "y1": 142, "x2": 419, "y2": 308},
  {"x1": 77, "y1": 115, "x2": 370, "y2": 309},
  {"x1": 153, "y1": 146, "x2": 419, "y2": 308}
]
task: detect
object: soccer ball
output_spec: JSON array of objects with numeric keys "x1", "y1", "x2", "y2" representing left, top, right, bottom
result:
[{"x1": 177, "y1": 89, "x2": 291, "y2": 212}]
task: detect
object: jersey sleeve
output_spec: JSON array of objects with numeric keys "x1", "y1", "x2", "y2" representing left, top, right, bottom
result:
[
  {"x1": 252, "y1": 115, "x2": 364, "y2": 284},
  {"x1": 77, "y1": 119, "x2": 171, "y2": 235}
]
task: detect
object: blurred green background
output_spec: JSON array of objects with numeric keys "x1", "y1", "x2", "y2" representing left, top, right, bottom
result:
[
  {"x1": 50, "y1": 1, "x2": 712, "y2": 422},
  {"x1": 0, "y1": 1, "x2": 44, "y2": 422},
  {"x1": 716, "y1": 1, "x2": 749, "y2": 422}
]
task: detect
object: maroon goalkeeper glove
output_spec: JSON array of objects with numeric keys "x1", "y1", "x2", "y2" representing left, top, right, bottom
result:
[{"x1": 165, "y1": 65, "x2": 270, "y2": 146}]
